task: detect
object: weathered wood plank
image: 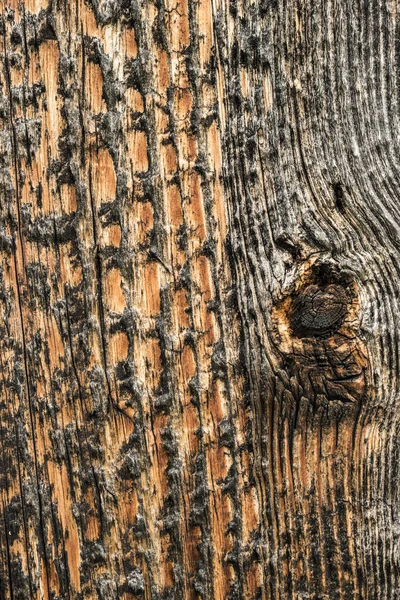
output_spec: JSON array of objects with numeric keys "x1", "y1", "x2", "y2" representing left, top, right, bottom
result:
[{"x1": 0, "y1": 0, "x2": 398, "y2": 598}]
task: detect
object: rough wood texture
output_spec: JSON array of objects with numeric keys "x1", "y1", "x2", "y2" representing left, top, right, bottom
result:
[{"x1": 0, "y1": 0, "x2": 398, "y2": 598}]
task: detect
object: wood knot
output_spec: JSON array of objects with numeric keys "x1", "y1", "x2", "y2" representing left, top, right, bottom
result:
[
  {"x1": 271, "y1": 266, "x2": 367, "y2": 406},
  {"x1": 290, "y1": 284, "x2": 349, "y2": 338}
]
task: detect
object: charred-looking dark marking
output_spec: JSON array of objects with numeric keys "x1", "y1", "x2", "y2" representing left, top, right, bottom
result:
[
  {"x1": 290, "y1": 283, "x2": 349, "y2": 337},
  {"x1": 333, "y1": 182, "x2": 346, "y2": 214}
]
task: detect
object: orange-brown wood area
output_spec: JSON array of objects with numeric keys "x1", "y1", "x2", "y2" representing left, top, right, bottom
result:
[{"x1": 0, "y1": 1, "x2": 246, "y2": 598}]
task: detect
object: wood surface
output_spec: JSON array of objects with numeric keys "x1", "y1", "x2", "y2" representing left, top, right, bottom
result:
[{"x1": 0, "y1": 0, "x2": 398, "y2": 598}]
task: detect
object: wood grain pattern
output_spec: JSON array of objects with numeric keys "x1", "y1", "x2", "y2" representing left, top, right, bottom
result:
[{"x1": 0, "y1": 0, "x2": 398, "y2": 598}]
